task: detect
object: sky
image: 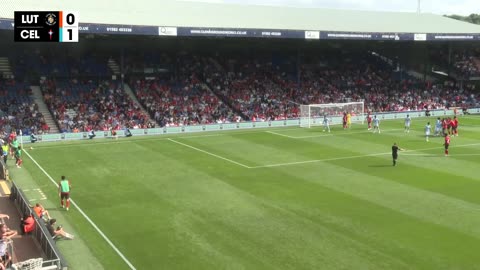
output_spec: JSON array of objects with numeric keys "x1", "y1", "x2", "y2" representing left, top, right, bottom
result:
[{"x1": 181, "y1": 0, "x2": 479, "y2": 15}]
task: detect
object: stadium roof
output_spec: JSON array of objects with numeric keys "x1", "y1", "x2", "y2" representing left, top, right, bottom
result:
[{"x1": 2, "y1": 0, "x2": 480, "y2": 34}]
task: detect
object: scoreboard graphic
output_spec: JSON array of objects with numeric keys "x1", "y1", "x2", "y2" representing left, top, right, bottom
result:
[{"x1": 14, "y1": 11, "x2": 78, "y2": 42}]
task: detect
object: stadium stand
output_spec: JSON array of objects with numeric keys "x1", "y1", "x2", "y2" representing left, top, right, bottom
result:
[
  {"x1": 0, "y1": 79, "x2": 50, "y2": 136},
  {"x1": 0, "y1": 2, "x2": 479, "y2": 268},
  {"x1": 41, "y1": 79, "x2": 154, "y2": 132}
]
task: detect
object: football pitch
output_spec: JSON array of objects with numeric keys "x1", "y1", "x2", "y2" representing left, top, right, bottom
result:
[{"x1": 11, "y1": 115, "x2": 480, "y2": 270}]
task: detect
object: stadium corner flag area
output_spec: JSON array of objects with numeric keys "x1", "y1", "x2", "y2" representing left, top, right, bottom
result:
[{"x1": 0, "y1": 1, "x2": 479, "y2": 269}]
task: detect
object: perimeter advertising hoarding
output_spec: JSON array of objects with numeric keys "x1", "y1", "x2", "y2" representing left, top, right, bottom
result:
[{"x1": 1, "y1": 18, "x2": 479, "y2": 41}]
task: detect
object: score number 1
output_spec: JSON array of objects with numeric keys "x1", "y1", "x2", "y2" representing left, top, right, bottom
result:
[{"x1": 60, "y1": 11, "x2": 78, "y2": 42}]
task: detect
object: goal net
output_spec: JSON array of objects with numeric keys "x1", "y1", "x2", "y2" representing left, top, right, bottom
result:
[{"x1": 300, "y1": 102, "x2": 364, "y2": 128}]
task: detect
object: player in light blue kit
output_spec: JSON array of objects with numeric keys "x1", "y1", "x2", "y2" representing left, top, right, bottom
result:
[
  {"x1": 322, "y1": 115, "x2": 330, "y2": 132},
  {"x1": 404, "y1": 114, "x2": 411, "y2": 133},
  {"x1": 372, "y1": 116, "x2": 380, "y2": 133},
  {"x1": 425, "y1": 122, "x2": 431, "y2": 142},
  {"x1": 434, "y1": 117, "x2": 442, "y2": 136}
]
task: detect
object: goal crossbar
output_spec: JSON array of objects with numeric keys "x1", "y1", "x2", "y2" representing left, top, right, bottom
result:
[{"x1": 300, "y1": 102, "x2": 365, "y2": 128}]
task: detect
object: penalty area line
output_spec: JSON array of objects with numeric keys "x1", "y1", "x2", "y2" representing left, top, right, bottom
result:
[
  {"x1": 23, "y1": 150, "x2": 137, "y2": 270},
  {"x1": 266, "y1": 128, "x2": 403, "y2": 139},
  {"x1": 250, "y1": 152, "x2": 391, "y2": 168},
  {"x1": 251, "y1": 142, "x2": 480, "y2": 169},
  {"x1": 265, "y1": 131, "x2": 299, "y2": 139},
  {"x1": 168, "y1": 138, "x2": 252, "y2": 168}
]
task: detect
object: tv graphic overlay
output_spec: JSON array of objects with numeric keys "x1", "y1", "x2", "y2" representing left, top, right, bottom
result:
[{"x1": 14, "y1": 11, "x2": 78, "y2": 42}]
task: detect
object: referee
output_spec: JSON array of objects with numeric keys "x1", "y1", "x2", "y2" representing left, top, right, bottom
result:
[{"x1": 392, "y1": 142, "x2": 404, "y2": 166}]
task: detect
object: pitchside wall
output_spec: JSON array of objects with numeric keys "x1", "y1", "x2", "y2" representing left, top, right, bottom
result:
[{"x1": 17, "y1": 108, "x2": 480, "y2": 144}]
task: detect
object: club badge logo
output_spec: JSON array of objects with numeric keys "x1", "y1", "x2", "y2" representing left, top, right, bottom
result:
[{"x1": 45, "y1": 13, "x2": 57, "y2": 26}]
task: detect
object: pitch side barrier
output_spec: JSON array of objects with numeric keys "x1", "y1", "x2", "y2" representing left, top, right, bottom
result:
[
  {"x1": 9, "y1": 181, "x2": 68, "y2": 270},
  {"x1": 19, "y1": 108, "x2": 480, "y2": 143}
]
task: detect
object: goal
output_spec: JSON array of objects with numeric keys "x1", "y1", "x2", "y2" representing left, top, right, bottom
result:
[{"x1": 300, "y1": 102, "x2": 365, "y2": 128}]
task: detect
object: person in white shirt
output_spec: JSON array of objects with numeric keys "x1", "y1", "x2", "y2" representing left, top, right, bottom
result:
[
  {"x1": 425, "y1": 122, "x2": 431, "y2": 142},
  {"x1": 434, "y1": 117, "x2": 442, "y2": 136},
  {"x1": 372, "y1": 116, "x2": 380, "y2": 134},
  {"x1": 322, "y1": 115, "x2": 330, "y2": 133},
  {"x1": 404, "y1": 115, "x2": 411, "y2": 133}
]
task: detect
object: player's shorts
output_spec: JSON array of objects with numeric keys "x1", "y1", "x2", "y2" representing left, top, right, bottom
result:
[
  {"x1": 392, "y1": 154, "x2": 398, "y2": 160},
  {"x1": 444, "y1": 144, "x2": 449, "y2": 150},
  {"x1": 452, "y1": 127, "x2": 457, "y2": 131},
  {"x1": 61, "y1": 192, "x2": 70, "y2": 200},
  {"x1": 425, "y1": 131, "x2": 430, "y2": 136}
]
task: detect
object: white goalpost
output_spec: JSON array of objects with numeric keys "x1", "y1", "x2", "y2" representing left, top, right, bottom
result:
[{"x1": 300, "y1": 101, "x2": 365, "y2": 128}]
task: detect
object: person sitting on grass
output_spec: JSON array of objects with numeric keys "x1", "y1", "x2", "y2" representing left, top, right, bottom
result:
[
  {"x1": 30, "y1": 133, "x2": 38, "y2": 143},
  {"x1": 88, "y1": 130, "x2": 96, "y2": 139},
  {"x1": 32, "y1": 203, "x2": 51, "y2": 220},
  {"x1": 125, "y1": 128, "x2": 132, "y2": 137},
  {"x1": 46, "y1": 219, "x2": 74, "y2": 240},
  {"x1": 111, "y1": 129, "x2": 118, "y2": 140}
]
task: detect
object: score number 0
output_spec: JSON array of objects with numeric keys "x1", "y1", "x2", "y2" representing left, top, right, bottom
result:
[{"x1": 61, "y1": 11, "x2": 78, "y2": 42}]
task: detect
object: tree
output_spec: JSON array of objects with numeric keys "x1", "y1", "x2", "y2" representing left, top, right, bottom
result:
[{"x1": 445, "y1": 14, "x2": 480, "y2": 25}]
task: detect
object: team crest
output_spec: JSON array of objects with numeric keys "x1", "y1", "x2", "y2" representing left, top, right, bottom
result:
[{"x1": 45, "y1": 13, "x2": 57, "y2": 26}]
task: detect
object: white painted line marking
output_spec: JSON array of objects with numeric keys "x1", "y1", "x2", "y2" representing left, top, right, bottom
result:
[
  {"x1": 29, "y1": 127, "x2": 304, "y2": 150},
  {"x1": 265, "y1": 131, "x2": 298, "y2": 139},
  {"x1": 266, "y1": 129, "x2": 403, "y2": 139},
  {"x1": 168, "y1": 138, "x2": 251, "y2": 169},
  {"x1": 402, "y1": 153, "x2": 480, "y2": 157},
  {"x1": 251, "y1": 152, "x2": 390, "y2": 168},
  {"x1": 23, "y1": 150, "x2": 137, "y2": 270},
  {"x1": 251, "y1": 142, "x2": 480, "y2": 169}
]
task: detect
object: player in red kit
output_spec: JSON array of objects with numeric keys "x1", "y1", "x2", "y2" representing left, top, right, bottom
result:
[
  {"x1": 446, "y1": 117, "x2": 453, "y2": 135},
  {"x1": 342, "y1": 112, "x2": 347, "y2": 129},
  {"x1": 444, "y1": 134, "x2": 450, "y2": 156},
  {"x1": 451, "y1": 116, "x2": 459, "y2": 136},
  {"x1": 366, "y1": 113, "x2": 372, "y2": 130},
  {"x1": 442, "y1": 118, "x2": 448, "y2": 136}
]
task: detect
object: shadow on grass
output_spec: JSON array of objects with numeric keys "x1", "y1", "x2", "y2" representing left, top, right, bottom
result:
[{"x1": 368, "y1": 164, "x2": 394, "y2": 167}]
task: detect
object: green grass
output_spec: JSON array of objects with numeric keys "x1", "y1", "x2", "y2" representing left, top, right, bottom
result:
[{"x1": 10, "y1": 115, "x2": 480, "y2": 270}]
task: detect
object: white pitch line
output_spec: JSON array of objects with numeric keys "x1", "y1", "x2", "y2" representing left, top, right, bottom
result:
[
  {"x1": 403, "y1": 153, "x2": 480, "y2": 157},
  {"x1": 168, "y1": 138, "x2": 252, "y2": 168},
  {"x1": 28, "y1": 127, "x2": 305, "y2": 150},
  {"x1": 251, "y1": 142, "x2": 480, "y2": 169},
  {"x1": 461, "y1": 116, "x2": 480, "y2": 120},
  {"x1": 265, "y1": 131, "x2": 299, "y2": 139},
  {"x1": 251, "y1": 152, "x2": 391, "y2": 168},
  {"x1": 266, "y1": 128, "x2": 403, "y2": 139},
  {"x1": 23, "y1": 150, "x2": 137, "y2": 270}
]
